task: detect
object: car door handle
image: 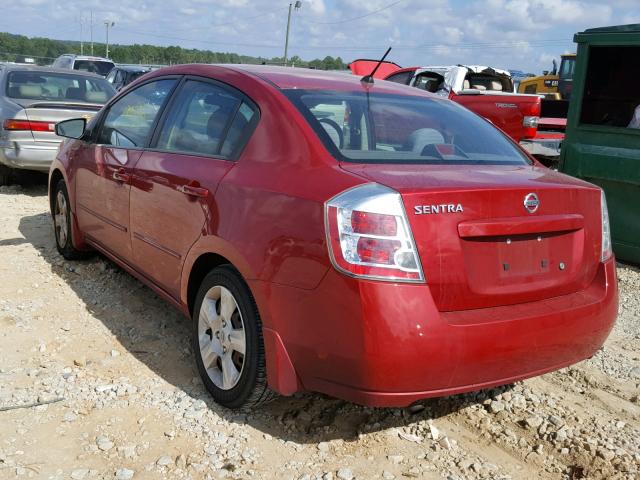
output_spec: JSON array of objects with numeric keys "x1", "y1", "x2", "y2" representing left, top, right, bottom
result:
[
  {"x1": 112, "y1": 169, "x2": 131, "y2": 183},
  {"x1": 178, "y1": 184, "x2": 209, "y2": 198}
]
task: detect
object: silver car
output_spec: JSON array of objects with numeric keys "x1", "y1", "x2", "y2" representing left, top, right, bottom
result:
[
  {"x1": 0, "y1": 65, "x2": 115, "y2": 185},
  {"x1": 52, "y1": 54, "x2": 115, "y2": 77}
]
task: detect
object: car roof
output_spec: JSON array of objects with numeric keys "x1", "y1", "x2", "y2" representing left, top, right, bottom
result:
[
  {"x1": 114, "y1": 65, "x2": 153, "y2": 72},
  {"x1": 60, "y1": 54, "x2": 113, "y2": 62},
  {"x1": 0, "y1": 64, "x2": 105, "y2": 78},
  {"x1": 173, "y1": 64, "x2": 434, "y2": 96}
]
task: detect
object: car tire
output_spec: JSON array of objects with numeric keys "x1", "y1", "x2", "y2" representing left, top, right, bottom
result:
[
  {"x1": 192, "y1": 265, "x2": 275, "y2": 409},
  {"x1": 53, "y1": 179, "x2": 91, "y2": 260},
  {"x1": 0, "y1": 165, "x2": 13, "y2": 186}
]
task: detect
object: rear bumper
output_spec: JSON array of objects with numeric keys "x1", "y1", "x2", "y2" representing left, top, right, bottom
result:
[
  {"x1": 520, "y1": 136, "x2": 563, "y2": 157},
  {"x1": 0, "y1": 141, "x2": 61, "y2": 172},
  {"x1": 257, "y1": 259, "x2": 618, "y2": 407}
]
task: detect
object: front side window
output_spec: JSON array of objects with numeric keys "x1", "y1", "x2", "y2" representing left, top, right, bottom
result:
[
  {"x1": 98, "y1": 79, "x2": 176, "y2": 148},
  {"x1": 580, "y1": 46, "x2": 640, "y2": 129},
  {"x1": 155, "y1": 80, "x2": 250, "y2": 157},
  {"x1": 286, "y1": 90, "x2": 531, "y2": 165},
  {"x1": 6, "y1": 71, "x2": 115, "y2": 103}
]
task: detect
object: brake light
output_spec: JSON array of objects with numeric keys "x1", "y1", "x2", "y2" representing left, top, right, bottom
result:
[
  {"x1": 521, "y1": 101, "x2": 540, "y2": 139},
  {"x1": 600, "y1": 190, "x2": 612, "y2": 262},
  {"x1": 3, "y1": 119, "x2": 55, "y2": 132},
  {"x1": 325, "y1": 183, "x2": 424, "y2": 282}
]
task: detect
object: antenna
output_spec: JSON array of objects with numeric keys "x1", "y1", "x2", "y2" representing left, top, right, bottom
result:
[{"x1": 361, "y1": 47, "x2": 392, "y2": 85}]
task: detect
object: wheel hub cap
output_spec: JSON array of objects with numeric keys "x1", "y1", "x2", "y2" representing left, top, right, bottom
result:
[
  {"x1": 198, "y1": 285, "x2": 246, "y2": 390},
  {"x1": 54, "y1": 191, "x2": 68, "y2": 247}
]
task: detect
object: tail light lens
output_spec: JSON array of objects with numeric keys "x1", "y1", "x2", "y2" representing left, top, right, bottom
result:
[
  {"x1": 325, "y1": 183, "x2": 424, "y2": 282},
  {"x1": 600, "y1": 190, "x2": 612, "y2": 262},
  {"x1": 3, "y1": 119, "x2": 55, "y2": 132},
  {"x1": 521, "y1": 101, "x2": 540, "y2": 140}
]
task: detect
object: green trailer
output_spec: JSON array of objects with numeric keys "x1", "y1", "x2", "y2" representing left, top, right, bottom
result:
[{"x1": 559, "y1": 24, "x2": 640, "y2": 264}]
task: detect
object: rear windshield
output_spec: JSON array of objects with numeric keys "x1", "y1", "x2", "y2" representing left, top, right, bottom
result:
[
  {"x1": 6, "y1": 71, "x2": 116, "y2": 104},
  {"x1": 73, "y1": 60, "x2": 115, "y2": 76},
  {"x1": 285, "y1": 89, "x2": 531, "y2": 165}
]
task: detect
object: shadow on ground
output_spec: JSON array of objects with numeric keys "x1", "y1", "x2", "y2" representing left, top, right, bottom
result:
[{"x1": 16, "y1": 207, "x2": 509, "y2": 443}]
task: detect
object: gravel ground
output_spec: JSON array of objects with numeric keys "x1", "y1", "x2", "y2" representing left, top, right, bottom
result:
[{"x1": 0, "y1": 179, "x2": 639, "y2": 480}]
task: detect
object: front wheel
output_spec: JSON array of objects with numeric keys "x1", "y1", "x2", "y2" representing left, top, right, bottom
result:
[{"x1": 192, "y1": 265, "x2": 274, "y2": 409}]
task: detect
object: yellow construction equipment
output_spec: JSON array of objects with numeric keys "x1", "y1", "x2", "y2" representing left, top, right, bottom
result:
[{"x1": 518, "y1": 54, "x2": 576, "y2": 100}]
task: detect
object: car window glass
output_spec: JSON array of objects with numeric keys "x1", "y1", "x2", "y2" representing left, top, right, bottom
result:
[
  {"x1": 6, "y1": 71, "x2": 115, "y2": 103},
  {"x1": 156, "y1": 80, "x2": 241, "y2": 156},
  {"x1": 386, "y1": 71, "x2": 412, "y2": 85},
  {"x1": 220, "y1": 102, "x2": 256, "y2": 157},
  {"x1": 286, "y1": 90, "x2": 531, "y2": 165},
  {"x1": 99, "y1": 79, "x2": 176, "y2": 148}
]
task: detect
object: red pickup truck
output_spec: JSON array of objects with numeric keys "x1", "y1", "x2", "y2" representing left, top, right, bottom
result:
[{"x1": 349, "y1": 61, "x2": 545, "y2": 154}]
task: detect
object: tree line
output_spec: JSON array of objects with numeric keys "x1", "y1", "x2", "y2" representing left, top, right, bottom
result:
[{"x1": 0, "y1": 32, "x2": 347, "y2": 70}]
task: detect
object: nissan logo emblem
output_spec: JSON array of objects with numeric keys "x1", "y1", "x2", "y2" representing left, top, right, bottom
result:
[{"x1": 524, "y1": 193, "x2": 540, "y2": 213}]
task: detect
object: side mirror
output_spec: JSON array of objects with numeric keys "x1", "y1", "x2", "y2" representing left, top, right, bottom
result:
[{"x1": 55, "y1": 118, "x2": 86, "y2": 139}]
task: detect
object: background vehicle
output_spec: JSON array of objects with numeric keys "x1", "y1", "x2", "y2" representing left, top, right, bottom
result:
[
  {"x1": 518, "y1": 54, "x2": 576, "y2": 100},
  {"x1": 0, "y1": 65, "x2": 115, "y2": 184},
  {"x1": 52, "y1": 54, "x2": 115, "y2": 77},
  {"x1": 50, "y1": 64, "x2": 617, "y2": 409},
  {"x1": 381, "y1": 64, "x2": 543, "y2": 147},
  {"x1": 105, "y1": 65, "x2": 156, "y2": 91},
  {"x1": 560, "y1": 24, "x2": 640, "y2": 264}
]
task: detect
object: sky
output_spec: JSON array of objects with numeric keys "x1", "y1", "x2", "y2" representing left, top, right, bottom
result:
[{"x1": 1, "y1": 0, "x2": 639, "y2": 73}]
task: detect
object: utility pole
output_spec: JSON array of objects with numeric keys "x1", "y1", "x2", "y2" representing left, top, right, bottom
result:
[
  {"x1": 79, "y1": 15, "x2": 84, "y2": 55},
  {"x1": 105, "y1": 21, "x2": 115, "y2": 59},
  {"x1": 283, "y1": 1, "x2": 301, "y2": 67},
  {"x1": 90, "y1": 10, "x2": 94, "y2": 55}
]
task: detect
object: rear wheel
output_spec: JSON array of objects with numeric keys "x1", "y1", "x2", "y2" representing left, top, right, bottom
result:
[
  {"x1": 192, "y1": 265, "x2": 274, "y2": 409},
  {"x1": 0, "y1": 165, "x2": 13, "y2": 186},
  {"x1": 53, "y1": 179, "x2": 91, "y2": 260}
]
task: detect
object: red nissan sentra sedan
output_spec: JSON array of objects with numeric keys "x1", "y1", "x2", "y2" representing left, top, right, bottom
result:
[{"x1": 49, "y1": 64, "x2": 618, "y2": 409}]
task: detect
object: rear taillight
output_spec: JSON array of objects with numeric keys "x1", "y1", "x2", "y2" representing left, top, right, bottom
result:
[
  {"x1": 600, "y1": 190, "x2": 612, "y2": 262},
  {"x1": 325, "y1": 183, "x2": 424, "y2": 282},
  {"x1": 3, "y1": 119, "x2": 55, "y2": 132},
  {"x1": 521, "y1": 101, "x2": 540, "y2": 139}
]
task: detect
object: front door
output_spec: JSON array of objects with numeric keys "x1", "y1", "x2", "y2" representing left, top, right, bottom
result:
[
  {"x1": 75, "y1": 78, "x2": 178, "y2": 262},
  {"x1": 130, "y1": 78, "x2": 258, "y2": 297}
]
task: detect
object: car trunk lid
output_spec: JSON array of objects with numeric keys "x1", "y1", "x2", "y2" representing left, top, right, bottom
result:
[
  {"x1": 13, "y1": 101, "x2": 102, "y2": 142},
  {"x1": 340, "y1": 163, "x2": 603, "y2": 312}
]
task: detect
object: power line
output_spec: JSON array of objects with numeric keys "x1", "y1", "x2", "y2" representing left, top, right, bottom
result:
[{"x1": 307, "y1": 0, "x2": 408, "y2": 25}]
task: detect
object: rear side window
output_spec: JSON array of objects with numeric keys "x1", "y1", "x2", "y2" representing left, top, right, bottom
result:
[
  {"x1": 98, "y1": 79, "x2": 176, "y2": 148},
  {"x1": 6, "y1": 71, "x2": 115, "y2": 103},
  {"x1": 285, "y1": 89, "x2": 531, "y2": 165},
  {"x1": 156, "y1": 80, "x2": 255, "y2": 158},
  {"x1": 73, "y1": 60, "x2": 115, "y2": 76},
  {"x1": 385, "y1": 71, "x2": 413, "y2": 85}
]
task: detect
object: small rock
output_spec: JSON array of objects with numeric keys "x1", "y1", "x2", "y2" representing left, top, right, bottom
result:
[
  {"x1": 63, "y1": 412, "x2": 78, "y2": 422},
  {"x1": 336, "y1": 468, "x2": 353, "y2": 480},
  {"x1": 382, "y1": 471, "x2": 395, "y2": 480},
  {"x1": 398, "y1": 431, "x2": 422, "y2": 443},
  {"x1": 111, "y1": 350, "x2": 120, "y2": 357},
  {"x1": 96, "y1": 436, "x2": 114, "y2": 451},
  {"x1": 548, "y1": 415, "x2": 564, "y2": 427},
  {"x1": 597, "y1": 447, "x2": 615, "y2": 461},
  {"x1": 629, "y1": 367, "x2": 640, "y2": 379},
  {"x1": 489, "y1": 400, "x2": 505, "y2": 413},
  {"x1": 428, "y1": 423, "x2": 440, "y2": 440},
  {"x1": 525, "y1": 416, "x2": 543, "y2": 429},
  {"x1": 175, "y1": 454, "x2": 186, "y2": 469},
  {"x1": 115, "y1": 468, "x2": 134, "y2": 480},
  {"x1": 71, "y1": 469, "x2": 89, "y2": 480},
  {"x1": 156, "y1": 455, "x2": 173, "y2": 467},
  {"x1": 317, "y1": 442, "x2": 330, "y2": 452},
  {"x1": 74, "y1": 358, "x2": 86, "y2": 367}
]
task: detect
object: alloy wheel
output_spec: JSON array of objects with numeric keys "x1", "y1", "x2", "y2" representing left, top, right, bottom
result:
[
  {"x1": 54, "y1": 190, "x2": 68, "y2": 247},
  {"x1": 198, "y1": 285, "x2": 246, "y2": 390}
]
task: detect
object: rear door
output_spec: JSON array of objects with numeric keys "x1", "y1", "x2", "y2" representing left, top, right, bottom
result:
[
  {"x1": 75, "y1": 78, "x2": 178, "y2": 262},
  {"x1": 130, "y1": 78, "x2": 258, "y2": 297}
]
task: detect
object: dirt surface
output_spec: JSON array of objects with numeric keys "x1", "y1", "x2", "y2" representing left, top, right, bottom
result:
[{"x1": 0, "y1": 179, "x2": 639, "y2": 480}]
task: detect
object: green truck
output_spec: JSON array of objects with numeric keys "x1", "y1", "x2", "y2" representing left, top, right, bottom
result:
[{"x1": 560, "y1": 24, "x2": 640, "y2": 264}]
